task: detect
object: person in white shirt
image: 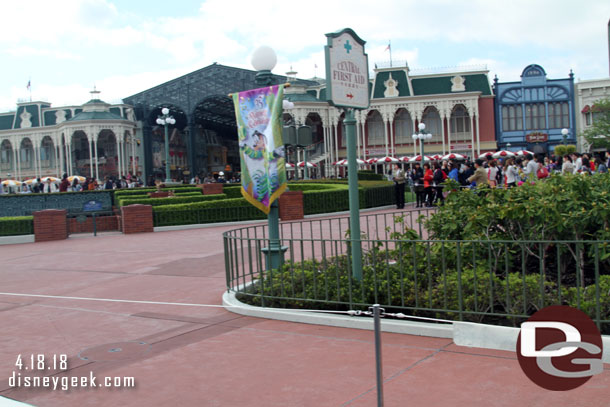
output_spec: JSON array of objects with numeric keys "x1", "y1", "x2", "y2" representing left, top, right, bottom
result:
[{"x1": 43, "y1": 179, "x2": 58, "y2": 193}]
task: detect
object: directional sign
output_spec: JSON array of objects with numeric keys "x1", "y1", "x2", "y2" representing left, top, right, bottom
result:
[{"x1": 325, "y1": 28, "x2": 370, "y2": 109}]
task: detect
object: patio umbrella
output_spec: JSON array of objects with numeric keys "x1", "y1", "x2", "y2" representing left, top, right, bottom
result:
[
  {"x1": 442, "y1": 153, "x2": 467, "y2": 161},
  {"x1": 398, "y1": 156, "x2": 412, "y2": 163},
  {"x1": 40, "y1": 176, "x2": 61, "y2": 183},
  {"x1": 297, "y1": 161, "x2": 317, "y2": 168},
  {"x1": 408, "y1": 155, "x2": 433, "y2": 163},
  {"x1": 478, "y1": 152, "x2": 494, "y2": 159},
  {"x1": 375, "y1": 156, "x2": 399, "y2": 164},
  {"x1": 430, "y1": 154, "x2": 443, "y2": 161},
  {"x1": 1, "y1": 179, "x2": 22, "y2": 187},
  {"x1": 335, "y1": 158, "x2": 365, "y2": 166},
  {"x1": 366, "y1": 158, "x2": 378, "y2": 164},
  {"x1": 285, "y1": 163, "x2": 295, "y2": 170},
  {"x1": 515, "y1": 150, "x2": 534, "y2": 157},
  {"x1": 23, "y1": 178, "x2": 39, "y2": 185},
  {"x1": 68, "y1": 175, "x2": 86, "y2": 183},
  {"x1": 492, "y1": 150, "x2": 516, "y2": 159}
]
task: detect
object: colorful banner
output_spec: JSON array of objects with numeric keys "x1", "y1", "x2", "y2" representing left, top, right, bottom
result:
[{"x1": 232, "y1": 84, "x2": 286, "y2": 214}]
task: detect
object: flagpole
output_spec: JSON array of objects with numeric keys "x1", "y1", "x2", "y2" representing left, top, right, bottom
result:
[{"x1": 389, "y1": 41, "x2": 392, "y2": 68}]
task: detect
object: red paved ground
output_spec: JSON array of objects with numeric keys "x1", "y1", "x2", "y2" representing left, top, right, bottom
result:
[{"x1": 0, "y1": 209, "x2": 608, "y2": 406}]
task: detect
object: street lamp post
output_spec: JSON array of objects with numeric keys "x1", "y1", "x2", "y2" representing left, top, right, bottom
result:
[
  {"x1": 412, "y1": 122, "x2": 432, "y2": 158},
  {"x1": 156, "y1": 108, "x2": 176, "y2": 182},
  {"x1": 561, "y1": 128, "x2": 569, "y2": 145}
]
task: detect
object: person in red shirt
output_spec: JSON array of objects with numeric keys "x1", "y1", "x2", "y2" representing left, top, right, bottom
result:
[
  {"x1": 423, "y1": 163, "x2": 434, "y2": 207},
  {"x1": 59, "y1": 173, "x2": 70, "y2": 192},
  {"x1": 536, "y1": 162, "x2": 549, "y2": 179}
]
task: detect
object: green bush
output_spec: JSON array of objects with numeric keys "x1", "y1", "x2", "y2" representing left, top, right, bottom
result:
[
  {"x1": 0, "y1": 216, "x2": 34, "y2": 236},
  {"x1": 118, "y1": 194, "x2": 226, "y2": 207},
  {"x1": 358, "y1": 170, "x2": 384, "y2": 181},
  {"x1": 152, "y1": 197, "x2": 266, "y2": 226},
  {"x1": 114, "y1": 187, "x2": 203, "y2": 198},
  {"x1": 553, "y1": 144, "x2": 577, "y2": 157}
]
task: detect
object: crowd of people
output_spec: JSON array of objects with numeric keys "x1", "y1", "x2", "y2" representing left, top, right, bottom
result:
[{"x1": 404, "y1": 150, "x2": 610, "y2": 208}]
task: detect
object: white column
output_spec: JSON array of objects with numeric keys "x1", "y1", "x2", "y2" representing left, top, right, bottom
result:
[
  {"x1": 383, "y1": 116, "x2": 389, "y2": 157},
  {"x1": 441, "y1": 115, "x2": 446, "y2": 155},
  {"x1": 361, "y1": 121, "x2": 367, "y2": 160},
  {"x1": 323, "y1": 125, "x2": 329, "y2": 177},
  {"x1": 471, "y1": 115, "x2": 476, "y2": 159},
  {"x1": 12, "y1": 146, "x2": 17, "y2": 179},
  {"x1": 88, "y1": 136, "x2": 94, "y2": 179},
  {"x1": 16, "y1": 145, "x2": 21, "y2": 180},
  {"x1": 68, "y1": 143, "x2": 73, "y2": 176},
  {"x1": 54, "y1": 142, "x2": 59, "y2": 177},
  {"x1": 131, "y1": 132, "x2": 136, "y2": 176},
  {"x1": 59, "y1": 136, "x2": 65, "y2": 176},
  {"x1": 389, "y1": 115, "x2": 395, "y2": 157},
  {"x1": 94, "y1": 137, "x2": 99, "y2": 180},
  {"x1": 447, "y1": 117, "x2": 452, "y2": 154},
  {"x1": 333, "y1": 123, "x2": 339, "y2": 161},
  {"x1": 476, "y1": 112, "x2": 481, "y2": 155},
  {"x1": 116, "y1": 135, "x2": 122, "y2": 178}
]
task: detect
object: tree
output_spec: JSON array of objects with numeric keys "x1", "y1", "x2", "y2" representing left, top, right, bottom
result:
[{"x1": 580, "y1": 97, "x2": 610, "y2": 150}]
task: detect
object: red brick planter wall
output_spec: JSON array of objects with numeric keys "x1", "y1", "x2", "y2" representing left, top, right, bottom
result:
[
  {"x1": 279, "y1": 191, "x2": 304, "y2": 221},
  {"x1": 33, "y1": 209, "x2": 68, "y2": 242},
  {"x1": 121, "y1": 204, "x2": 153, "y2": 234},
  {"x1": 202, "y1": 184, "x2": 223, "y2": 195},
  {"x1": 149, "y1": 191, "x2": 172, "y2": 198}
]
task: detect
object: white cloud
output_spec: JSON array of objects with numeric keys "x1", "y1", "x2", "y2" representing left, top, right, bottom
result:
[{"x1": 2, "y1": 0, "x2": 610, "y2": 111}]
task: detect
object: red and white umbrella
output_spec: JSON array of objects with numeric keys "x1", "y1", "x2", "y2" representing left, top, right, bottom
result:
[
  {"x1": 408, "y1": 155, "x2": 433, "y2": 163},
  {"x1": 285, "y1": 163, "x2": 295, "y2": 169},
  {"x1": 398, "y1": 156, "x2": 412, "y2": 162},
  {"x1": 479, "y1": 152, "x2": 494, "y2": 159},
  {"x1": 375, "y1": 156, "x2": 399, "y2": 164},
  {"x1": 442, "y1": 153, "x2": 467, "y2": 161},
  {"x1": 23, "y1": 178, "x2": 39, "y2": 185},
  {"x1": 515, "y1": 150, "x2": 534, "y2": 157},
  {"x1": 492, "y1": 150, "x2": 516, "y2": 159},
  {"x1": 297, "y1": 161, "x2": 317, "y2": 168},
  {"x1": 337, "y1": 158, "x2": 365, "y2": 166},
  {"x1": 366, "y1": 158, "x2": 378, "y2": 164}
]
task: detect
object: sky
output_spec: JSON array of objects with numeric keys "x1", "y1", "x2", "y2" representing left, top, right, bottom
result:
[{"x1": 1, "y1": 0, "x2": 610, "y2": 112}]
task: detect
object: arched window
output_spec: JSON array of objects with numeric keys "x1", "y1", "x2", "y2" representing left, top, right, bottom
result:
[
  {"x1": 394, "y1": 109, "x2": 413, "y2": 144},
  {"x1": 20, "y1": 138, "x2": 33, "y2": 169},
  {"x1": 1, "y1": 140, "x2": 12, "y2": 171},
  {"x1": 366, "y1": 111, "x2": 384, "y2": 146},
  {"x1": 501, "y1": 105, "x2": 523, "y2": 131},
  {"x1": 40, "y1": 136, "x2": 55, "y2": 168},
  {"x1": 450, "y1": 105, "x2": 471, "y2": 141},
  {"x1": 421, "y1": 107, "x2": 442, "y2": 142}
]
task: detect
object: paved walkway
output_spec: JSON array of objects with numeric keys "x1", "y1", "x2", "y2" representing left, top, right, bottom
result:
[{"x1": 0, "y1": 209, "x2": 608, "y2": 406}]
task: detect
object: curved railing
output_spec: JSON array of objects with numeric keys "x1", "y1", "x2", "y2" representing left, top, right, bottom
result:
[{"x1": 223, "y1": 208, "x2": 610, "y2": 333}]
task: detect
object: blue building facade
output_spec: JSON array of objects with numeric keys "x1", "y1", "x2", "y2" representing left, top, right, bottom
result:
[{"x1": 494, "y1": 64, "x2": 576, "y2": 154}]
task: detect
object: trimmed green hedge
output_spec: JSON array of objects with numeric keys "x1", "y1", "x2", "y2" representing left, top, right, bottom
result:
[
  {"x1": 114, "y1": 187, "x2": 203, "y2": 198},
  {"x1": 118, "y1": 194, "x2": 227, "y2": 207},
  {"x1": 358, "y1": 170, "x2": 384, "y2": 181},
  {"x1": 0, "y1": 216, "x2": 34, "y2": 236},
  {"x1": 149, "y1": 181, "x2": 398, "y2": 226}
]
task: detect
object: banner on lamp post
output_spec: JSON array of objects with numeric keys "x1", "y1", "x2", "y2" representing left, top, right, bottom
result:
[{"x1": 232, "y1": 84, "x2": 287, "y2": 214}]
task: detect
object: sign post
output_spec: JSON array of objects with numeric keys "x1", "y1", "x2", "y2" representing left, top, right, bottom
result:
[{"x1": 325, "y1": 28, "x2": 369, "y2": 281}]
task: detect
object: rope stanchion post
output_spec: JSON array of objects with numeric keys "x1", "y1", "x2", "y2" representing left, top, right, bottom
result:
[{"x1": 371, "y1": 304, "x2": 385, "y2": 407}]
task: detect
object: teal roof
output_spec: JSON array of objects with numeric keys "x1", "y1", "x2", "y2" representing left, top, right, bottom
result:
[
  {"x1": 0, "y1": 114, "x2": 15, "y2": 130},
  {"x1": 373, "y1": 70, "x2": 410, "y2": 98},
  {"x1": 285, "y1": 93, "x2": 320, "y2": 102},
  {"x1": 15, "y1": 105, "x2": 40, "y2": 128},
  {"x1": 67, "y1": 111, "x2": 126, "y2": 122},
  {"x1": 411, "y1": 74, "x2": 492, "y2": 96}
]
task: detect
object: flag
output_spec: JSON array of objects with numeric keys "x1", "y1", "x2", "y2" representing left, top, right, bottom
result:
[
  {"x1": 26, "y1": 80, "x2": 31, "y2": 90},
  {"x1": 232, "y1": 84, "x2": 287, "y2": 214},
  {"x1": 385, "y1": 43, "x2": 391, "y2": 52}
]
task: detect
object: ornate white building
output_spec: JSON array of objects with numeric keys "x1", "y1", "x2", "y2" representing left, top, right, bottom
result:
[
  {"x1": 0, "y1": 90, "x2": 138, "y2": 181},
  {"x1": 575, "y1": 78, "x2": 610, "y2": 151}
]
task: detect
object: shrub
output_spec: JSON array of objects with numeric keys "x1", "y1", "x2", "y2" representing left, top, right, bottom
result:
[
  {"x1": 118, "y1": 194, "x2": 227, "y2": 207},
  {"x1": 0, "y1": 216, "x2": 34, "y2": 236},
  {"x1": 358, "y1": 170, "x2": 384, "y2": 181}
]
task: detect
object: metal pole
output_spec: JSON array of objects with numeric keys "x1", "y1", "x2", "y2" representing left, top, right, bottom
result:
[
  {"x1": 372, "y1": 304, "x2": 384, "y2": 407},
  {"x1": 345, "y1": 108, "x2": 362, "y2": 280},
  {"x1": 304, "y1": 147, "x2": 309, "y2": 180},
  {"x1": 164, "y1": 123, "x2": 171, "y2": 182},
  {"x1": 265, "y1": 200, "x2": 283, "y2": 270}
]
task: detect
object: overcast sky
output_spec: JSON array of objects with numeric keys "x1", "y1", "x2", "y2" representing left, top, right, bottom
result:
[{"x1": 1, "y1": 0, "x2": 609, "y2": 111}]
